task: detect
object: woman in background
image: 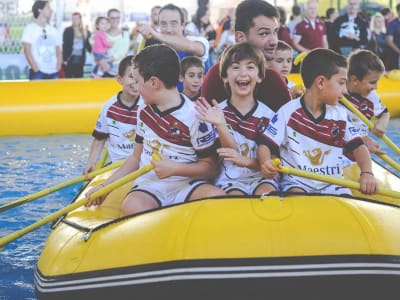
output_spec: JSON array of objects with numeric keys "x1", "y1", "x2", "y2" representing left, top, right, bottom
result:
[{"x1": 62, "y1": 12, "x2": 91, "y2": 78}]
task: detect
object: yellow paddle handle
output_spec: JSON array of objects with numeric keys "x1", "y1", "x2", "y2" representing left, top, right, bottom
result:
[
  {"x1": 0, "y1": 159, "x2": 125, "y2": 213},
  {"x1": 271, "y1": 159, "x2": 400, "y2": 199},
  {"x1": 0, "y1": 162, "x2": 154, "y2": 250}
]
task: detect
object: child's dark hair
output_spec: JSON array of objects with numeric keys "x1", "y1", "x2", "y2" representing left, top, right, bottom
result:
[
  {"x1": 300, "y1": 48, "x2": 347, "y2": 89},
  {"x1": 133, "y1": 44, "x2": 180, "y2": 89},
  {"x1": 160, "y1": 3, "x2": 184, "y2": 24},
  {"x1": 235, "y1": 0, "x2": 279, "y2": 33},
  {"x1": 180, "y1": 56, "x2": 204, "y2": 76},
  {"x1": 32, "y1": 1, "x2": 48, "y2": 19},
  {"x1": 219, "y1": 42, "x2": 265, "y2": 97},
  {"x1": 95, "y1": 16, "x2": 109, "y2": 30},
  {"x1": 347, "y1": 49, "x2": 385, "y2": 80},
  {"x1": 276, "y1": 40, "x2": 293, "y2": 52},
  {"x1": 118, "y1": 55, "x2": 134, "y2": 76}
]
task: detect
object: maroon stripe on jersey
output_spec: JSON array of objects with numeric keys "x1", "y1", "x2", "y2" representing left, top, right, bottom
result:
[
  {"x1": 288, "y1": 109, "x2": 347, "y2": 147},
  {"x1": 140, "y1": 106, "x2": 192, "y2": 147},
  {"x1": 224, "y1": 109, "x2": 270, "y2": 141},
  {"x1": 106, "y1": 103, "x2": 139, "y2": 125},
  {"x1": 345, "y1": 94, "x2": 374, "y2": 119}
]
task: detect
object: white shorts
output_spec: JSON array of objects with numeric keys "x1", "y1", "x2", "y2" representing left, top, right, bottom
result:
[
  {"x1": 217, "y1": 177, "x2": 279, "y2": 195},
  {"x1": 129, "y1": 177, "x2": 206, "y2": 207},
  {"x1": 280, "y1": 175, "x2": 351, "y2": 195}
]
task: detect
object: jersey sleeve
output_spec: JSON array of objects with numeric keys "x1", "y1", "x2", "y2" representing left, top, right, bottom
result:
[
  {"x1": 369, "y1": 90, "x2": 388, "y2": 117},
  {"x1": 190, "y1": 119, "x2": 218, "y2": 158},
  {"x1": 92, "y1": 102, "x2": 110, "y2": 139}
]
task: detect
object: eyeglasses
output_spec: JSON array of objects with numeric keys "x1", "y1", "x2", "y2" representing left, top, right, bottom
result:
[
  {"x1": 42, "y1": 28, "x2": 47, "y2": 40},
  {"x1": 109, "y1": 17, "x2": 120, "y2": 20}
]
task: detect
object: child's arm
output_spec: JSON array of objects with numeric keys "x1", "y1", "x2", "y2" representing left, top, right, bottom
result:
[
  {"x1": 258, "y1": 144, "x2": 279, "y2": 179},
  {"x1": 151, "y1": 155, "x2": 219, "y2": 180},
  {"x1": 83, "y1": 138, "x2": 106, "y2": 176},
  {"x1": 195, "y1": 98, "x2": 237, "y2": 150},
  {"x1": 372, "y1": 111, "x2": 390, "y2": 137},
  {"x1": 85, "y1": 143, "x2": 142, "y2": 206},
  {"x1": 217, "y1": 147, "x2": 260, "y2": 170},
  {"x1": 352, "y1": 144, "x2": 377, "y2": 195}
]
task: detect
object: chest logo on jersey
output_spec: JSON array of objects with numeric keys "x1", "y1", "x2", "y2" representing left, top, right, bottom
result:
[
  {"x1": 170, "y1": 123, "x2": 181, "y2": 136},
  {"x1": 360, "y1": 103, "x2": 369, "y2": 112},
  {"x1": 123, "y1": 129, "x2": 136, "y2": 141},
  {"x1": 331, "y1": 125, "x2": 340, "y2": 137},
  {"x1": 304, "y1": 148, "x2": 331, "y2": 166},
  {"x1": 147, "y1": 139, "x2": 170, "y2": 155}
]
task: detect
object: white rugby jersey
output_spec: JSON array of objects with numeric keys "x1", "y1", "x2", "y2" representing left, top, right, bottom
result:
[
  {"x1": 216, "y1": 100, "x2": 274, "y2": 183},
  {"x1": 135, "y1": 94, "x2": 217, "y2": 182},
  {"x1": 260, "y1": 97, "x2": 363, "y2": 190},
  {"x1": 93, "y1": 92, "x2": 142, "y2": 162},
  {"x1": 343, "y1": 91, "x2": 388, "y2": 136}
]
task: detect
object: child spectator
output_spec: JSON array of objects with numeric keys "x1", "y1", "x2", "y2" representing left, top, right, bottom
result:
[
  {"x1": 180, "y1": 56, "x2": 205, "y2": 101},
  {"x1": 196, "y1": 43, "x2": 278, "y2": 195},
  {"x1": 86, "y1": 45, "x2": 225, "y2": 215},
  {"x1": 267, "y1": 40, "x2": 304, "y2": 98},
  {"x1": 92, "y1": 17, "x2": 113, "y2": 76},
  {"x1": 83, "y1": 55, "x2": 142, "y2": 176},
  {"x1": 344, "y1": 49, "x2": 390, "y2": 139},
  {"x1": 258, "y1": 48, "x2": 377, "y2": 196}
]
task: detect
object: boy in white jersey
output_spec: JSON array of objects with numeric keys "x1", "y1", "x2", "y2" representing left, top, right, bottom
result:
[
  {"x1": 180, "y1": 56, "x2": 205, "y2": 101},
  {"x1": 83, "y1": 55, "x2": 142, "y2": 176},
  {"x1": 196, "y1": 42, "x2": 277, "y2": 195},
  {"x1": 86, "y1": 45, "x2": 225, "y2": 215},
  {"x1": 258, "y1": 48, "x2": 377, "y2": 195},
  {"x1": 343, "y1": 50, "x2": 390, "y2": 153},
  {"x1": 267, "y1": 40, "x2": 303, "y2": 99}
]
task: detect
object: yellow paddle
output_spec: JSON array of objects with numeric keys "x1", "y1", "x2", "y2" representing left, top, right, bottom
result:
[
  {"x1": 0, "y1": 161, "x2": 155, "y2": 251},
  {"x1": 94, "y1": 148, "x2": 109, "y2": 170},
  {"x1": 341, "y1": 96, "x2": 400, "y2": 157},
  {"x1": 0, "y1": 159, "x2": 125, "y2": 213},
  {"x1": 271, "y1": 159, "x2": 400, "y2": 199}
]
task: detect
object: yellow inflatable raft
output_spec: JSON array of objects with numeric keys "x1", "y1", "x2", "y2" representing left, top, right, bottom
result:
[
  {"x1": 0, "y1": 75, "x2": 399, "y2": 136},
  {"x1": 34, "y1": 162, "x2": 400, "y2": 299}
]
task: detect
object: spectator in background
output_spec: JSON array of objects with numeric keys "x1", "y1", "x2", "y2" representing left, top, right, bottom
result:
[
  {"x1": 104, "y1": 8, "x2": 130, "y2": 77},
  {"x1": 292, "y1": 0, "x2": 328, "y2": 53},
  {"x1": 276, "y1": 6, "x2": 294, "y2": 48},
  {"x1": 185, "y1": 6, "x2": 216, "y2": 64},
  {"x1": 386, "y1": 4, "x2": 400, "y2": 70},
  {"x1": 62, "y1": 12, "x2": 91, "y2": 78},
  {"x1": 137, "y1": 4, "x2": 210, "y2": 73},
  {"x1": 150, "y1": 5, "x2": 161, "y2": 29},
  {"x1": 380, "y1": 7, "x2": 394, "y2": 26},
  {"x1": 325, "y1": 7, "x2": 339, "y2": 49},
  {"x1": 287, "y1": 4, "x2": 302, "y2": 37},
  {"x1": 331, "y1": 0, "x2": 369, "y2": 57},
  {"x1": 21, "y1": 0, "x2": 62, "y2": 80},
  {"x1": 368, "y1": 12, "x2": 388, "y2": 64}
]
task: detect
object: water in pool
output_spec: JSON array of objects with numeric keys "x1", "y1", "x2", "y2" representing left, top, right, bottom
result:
[{"x1": 1, "y1": 119, "x2": 400, "y2": 299}]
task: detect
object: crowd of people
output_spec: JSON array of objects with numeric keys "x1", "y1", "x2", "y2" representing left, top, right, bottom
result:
[{"x1": 20, "y1": 0, "x2": 392, "y2": 216}]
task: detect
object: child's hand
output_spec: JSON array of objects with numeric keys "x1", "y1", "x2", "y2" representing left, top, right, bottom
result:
[
  {"x1": 261, "y1": 159, "x2": 279, "y2": 179},
  {"x1": 371, "y1": 124, "x2": 385, "y2": 138},
  {"x1": 363, "y1": 136, "x2": 385, "y2": 155},
  {"x1": 151, "y1": 155, "x2": 178, "y2": 179},
  {"x1": 290, "y1": 85, "x2": 305, "y2": 98},
  {"x1": 195, "y1": 98, "x2": 226, "y2": 127},
  {"x1": 85, "y1": 184, "x2": 109, "y2": 207},
  {"x1": 359, "y1": 172, "x2": 377, "y2": 195},
  {"x1": 217, "y1": 147, "x2": 247, "y2": 167}
]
